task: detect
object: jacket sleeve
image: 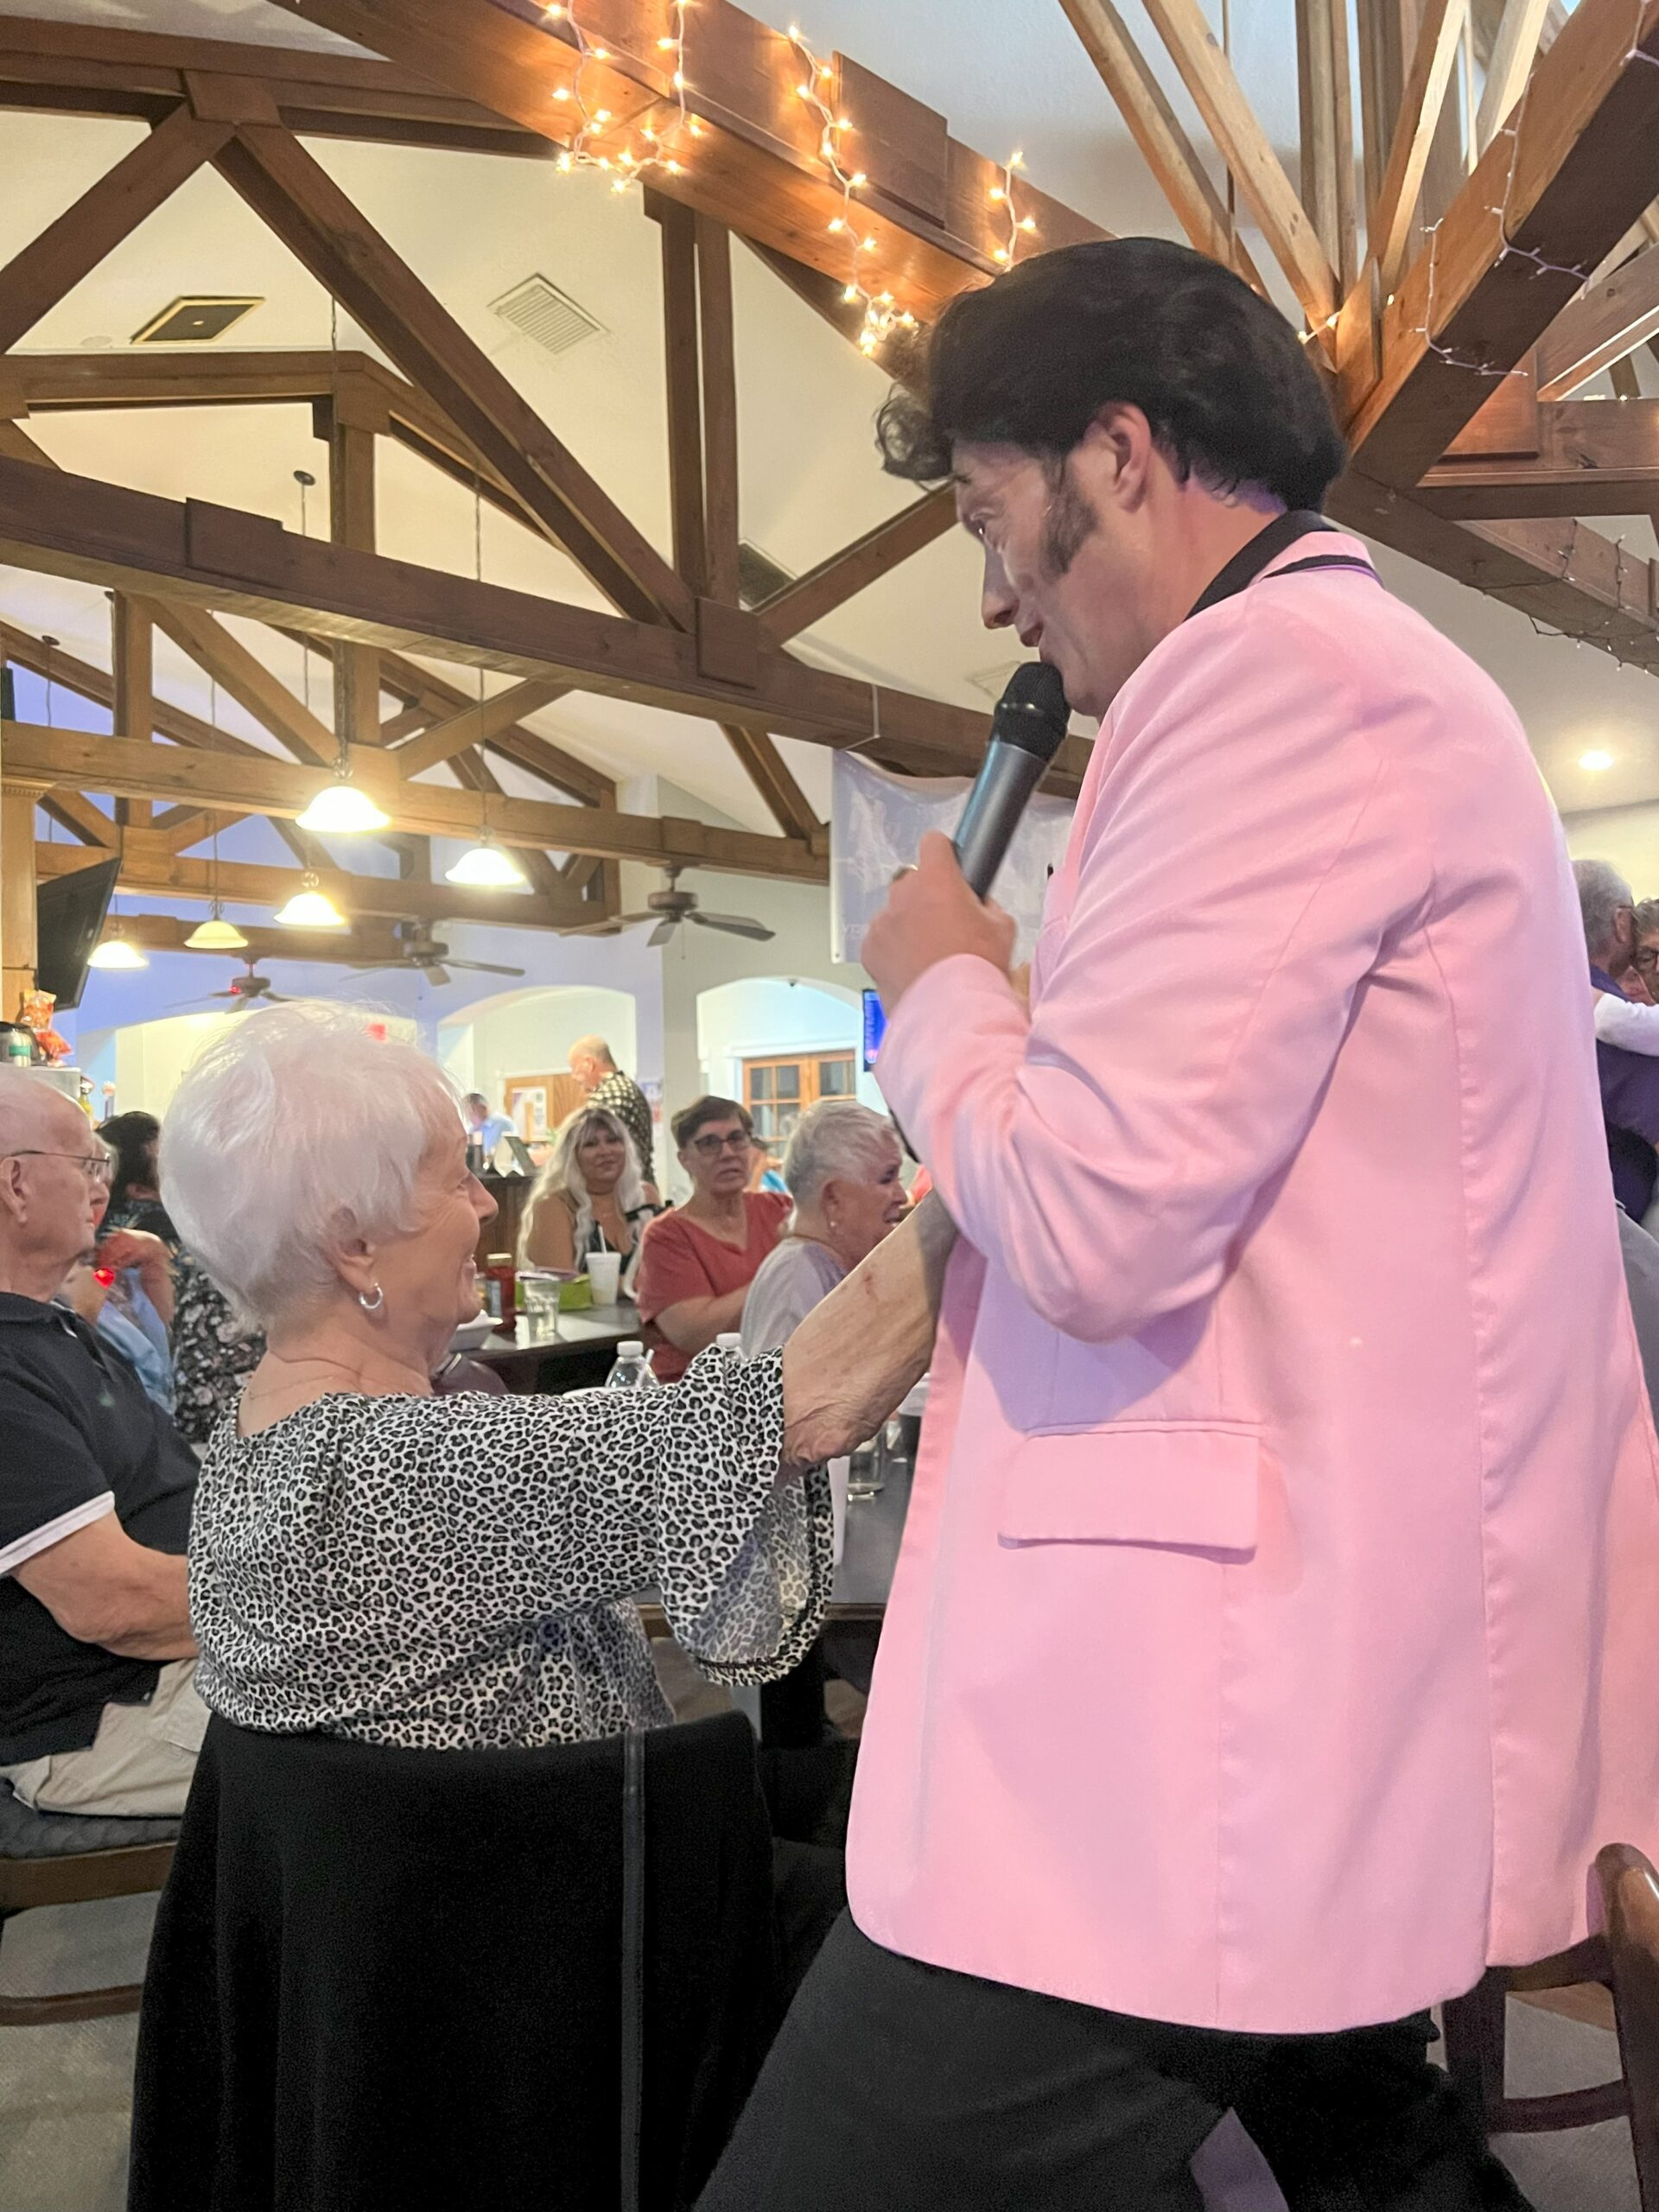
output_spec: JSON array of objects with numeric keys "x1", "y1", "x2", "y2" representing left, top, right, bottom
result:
[
  {"x1": 876, "y1": 607, "x2": 1430, "y2": 1344},
  {"x1": 1594, "y1": 992, "x2": 1659, "y2": 1057}
]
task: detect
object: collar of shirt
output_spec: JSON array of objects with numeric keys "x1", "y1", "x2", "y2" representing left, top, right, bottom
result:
[{"x1": 1592, "y1": 963, "x2": 1630, "y2": 1001}]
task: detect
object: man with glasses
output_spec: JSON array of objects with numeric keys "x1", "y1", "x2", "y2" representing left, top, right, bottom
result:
[
  {"x1": 633, "y1": 1096, "x2": 790, "y2": 1382},
  {"x1": 0, "y1": 1068, "x2": 202, "y2": 1817},
  {"x1": 1576, "y1": 857, "x2": 1659, "y2": 1220}
]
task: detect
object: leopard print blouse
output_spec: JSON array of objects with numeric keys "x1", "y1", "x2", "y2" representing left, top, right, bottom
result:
[{"x1": 188, "y1": 1347, "x2": 832, "y2": 1749}]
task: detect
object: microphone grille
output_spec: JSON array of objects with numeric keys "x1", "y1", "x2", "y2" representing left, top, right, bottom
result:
[{"x1": 991, "y1": 660, "x2": 1071, "y2": 761}]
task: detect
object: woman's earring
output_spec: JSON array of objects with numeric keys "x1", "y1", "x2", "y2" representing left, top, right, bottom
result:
[{"x1": 359, "y1": 1282, "x2": 385, "y2": 1314}]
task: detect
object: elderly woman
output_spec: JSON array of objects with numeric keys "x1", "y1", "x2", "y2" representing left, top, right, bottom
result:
[
  {"x1": 518, "y1": 1104, "x2": 658, "y2": 1283},
  {"x1": 741, "y1": 1101, "x2": 908, "y2": 1356},
  {"x1": 160, "y1": 1004, "x2": 951, "y2": 1749}
]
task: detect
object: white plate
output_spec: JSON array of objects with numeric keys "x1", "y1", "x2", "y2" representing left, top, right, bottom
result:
[{"x1": 448, "y1": 1314, "x2": 496, "y2": 1354}]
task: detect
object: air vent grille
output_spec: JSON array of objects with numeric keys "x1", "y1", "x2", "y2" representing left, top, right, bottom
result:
[
  {"x1": 490, "y1": 274, "x2": 604, "y2": 357},
  {"x1": 737, "y1": 541, "x2": 794, "y2": 607},
  {"x1": 132, "y1": 296, "x2": 262, "y2": 346}
]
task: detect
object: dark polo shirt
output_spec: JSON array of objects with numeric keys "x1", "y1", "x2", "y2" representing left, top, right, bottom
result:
[
  {"x1": 1591, "y1": 965, "x2": 1659, "y2": 1219},
  {"x1": 0, "y1": 1291, "x2": 196, "y2": 1763}
]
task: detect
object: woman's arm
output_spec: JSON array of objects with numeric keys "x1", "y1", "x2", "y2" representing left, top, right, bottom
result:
[
  {"x1": 1595, "y1": 990, "x2": 1659, "y2": 1056},
  {"x1": 520, "y1": 1189, "x2": 577, "y2": 1271},
  {"x1": 781, "y1": 1193, "x2": 957, "y2": 1463}
]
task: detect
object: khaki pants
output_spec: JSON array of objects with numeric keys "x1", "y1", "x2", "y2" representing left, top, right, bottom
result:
[{"x1": 1, "y1": 1658, "x2": 207, "y2": 1818}]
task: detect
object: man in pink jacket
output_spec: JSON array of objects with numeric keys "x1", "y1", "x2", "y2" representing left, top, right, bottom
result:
[{"x1": 700, "y1": 238, "x2": 1659, "y2": 2209}]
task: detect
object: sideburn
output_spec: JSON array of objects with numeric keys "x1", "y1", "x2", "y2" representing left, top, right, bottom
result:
[{"x1": 1039, "y1": 454, "x2": 1101, "y2": 578}]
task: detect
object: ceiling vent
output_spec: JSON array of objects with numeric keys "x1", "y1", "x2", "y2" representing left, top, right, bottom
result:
[
  {"x1": 491, "y1": 274, "x2": 605, "y2": 357},
  {"x1": 736, "y1": 540, "x2": 794, "y2": 608},
  {"x1": 131, "y1": 296, "x2": 262, "y2": 345},
  {"x1": 968, "y1": 658, "x2": 1027, "y2": 701}
]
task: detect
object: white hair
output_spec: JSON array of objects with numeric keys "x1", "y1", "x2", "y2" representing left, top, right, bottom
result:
[
  {"x1": 783, "y1": 1099, "x2": 900, "y2": 1211},
  {"x1": 1574, "y1": 856, "x2": 1634, "y2": 961},
  {"x1": 522, "y1": 1105, "x2": 645, "y2": 1262},
  {"x1": 160, "y1": 1001, "x2": 464, "y2": 1328}
]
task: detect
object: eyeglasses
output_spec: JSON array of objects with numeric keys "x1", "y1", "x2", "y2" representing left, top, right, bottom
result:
[
  {"x1": 688, "y1": 1130, "x2": 753, "y2": 1158},
  {"x1": 2, "y1": 1150, "x2": 114, "y2": 1185},
  {"x1": 1633, "y1": 946, "x2": 1659, "y2": 973}
]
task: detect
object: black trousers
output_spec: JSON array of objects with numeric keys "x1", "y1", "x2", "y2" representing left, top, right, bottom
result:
[{"x1": 696, "y1": 1915, "x2": 1533, "y2": 2212}]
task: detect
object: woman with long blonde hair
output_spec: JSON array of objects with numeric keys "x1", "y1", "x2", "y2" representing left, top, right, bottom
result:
[{"x1": 518, "y1": 1104, "x2": 658, "y2": 1280}]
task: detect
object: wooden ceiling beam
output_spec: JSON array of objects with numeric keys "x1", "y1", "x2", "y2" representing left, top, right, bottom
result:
[
  {"x1": 0, "y1": 104, "x2": 232, "y2": 352},
  {"x1": 1475, "y1": 0, "x2": 1552, "y2": 154},
  {"x1": 110, "y1": 590, "x2": 154, "y2": 830},
  {"x1": 394, "y1": 677, "x2": 573, "y2": 780},
  {"x1": 2, "y1": 722, "x2": 829, "y2": 885},
  {"x1": 375, "y1": 652, "x2": 613, "y2": 809},
  {"x1": 1343, "y1": 0, "x2": 1659, "y2": 486},
  {"x1": 1416, "y1": 397, "x2": 1659, "y2": 514},
  {"x1": 1139, "y1": 0, "x2": 1339, "y2": 334},
  {"x1": 0, "y1": 452, "x2": 1046, "y2": 787},
  {"x1": 1295, "y1": 0, "x2": 1358, "y2": 294},
  {"x1": 36, "y1": 789, "x2": 115, "y2": 846},
  {"x1": 1370, "y1": 0, "x2": 1469, "y2": 296},
  {"x1": 1058, "y1": 0, "x2": 1268, "y2": 288},
  {"x1": 33, "y1": 835, "x2": 583, "y2": 931},
  {"x1": 721, "y1": 726, "x2": 823, "y2": 844},
  {"x1": 756, "y1": 489, "x2": 957, "y2": 644},
  {"x1": 1536, "y1": 244, "x2": 1659, "y2": 399},
  {"x1": 109, "y1": 912, "x2": 412, "y2": 966},
  {"x1": 212, "y1": 122, "x2": 695, "y2": 630}
]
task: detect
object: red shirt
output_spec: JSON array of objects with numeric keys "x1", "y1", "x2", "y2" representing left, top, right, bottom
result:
[{"x1": 634, "y1": 1192, "x2": 791, "y2": 1382}]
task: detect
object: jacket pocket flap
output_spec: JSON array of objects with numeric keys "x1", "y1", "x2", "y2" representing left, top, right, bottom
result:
[{"x1": 1000, "y1": 1422, "x2": 1260, "y2": 1554}]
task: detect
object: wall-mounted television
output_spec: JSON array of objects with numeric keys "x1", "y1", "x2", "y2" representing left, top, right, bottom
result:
[
  {"x1": 861, "y1": 988, "x2": 887, "y2": 1072},
  {"x1": 35, "y1": 858, "x2": 121, "y2": 1010}
]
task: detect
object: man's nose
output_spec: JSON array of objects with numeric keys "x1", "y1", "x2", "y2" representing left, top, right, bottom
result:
[{"x1": 980, "y1": 548, "x2": 1017, "y2": 632}]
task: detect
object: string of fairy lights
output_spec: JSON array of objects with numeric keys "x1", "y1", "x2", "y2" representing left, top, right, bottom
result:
[{"x1": 534, "y1": 3, "x2": 1039, "y2": 348}]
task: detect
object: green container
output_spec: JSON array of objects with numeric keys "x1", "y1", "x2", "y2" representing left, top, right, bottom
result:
[{"x1": 557, "y1": 1276, "x2": 594, "y2": 1313}]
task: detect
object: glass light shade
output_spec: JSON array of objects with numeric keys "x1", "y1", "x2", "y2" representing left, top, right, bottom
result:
[
  {"x1": 445, "y1": 842, "x2": 528, "y2": 887},
  {"x1": 274, "y1": 887, "x2": 347, "y2": 928},
  {"x1": 296, "y1": 781, "x2": 390, "y2": 834},
  {"x1": 184, "y1": 916, "x2": 250, "y2": 950},
  {"x1": 89, "y1": 936, "x2": 148, "y2": 970}
]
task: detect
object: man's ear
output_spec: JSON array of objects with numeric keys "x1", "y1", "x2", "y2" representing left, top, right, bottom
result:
[{"x1": 1078, "y1": 404, "x2": 1157, "y2": 510}]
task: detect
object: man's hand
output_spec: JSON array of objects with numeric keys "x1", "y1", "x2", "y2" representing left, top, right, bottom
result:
[
  {"x1": 98, "y1": 1228, "x2": 175, "y2": 1325},
  {"x1": 863, "y1": 832, "x2": 1018, "y2": 1014}
]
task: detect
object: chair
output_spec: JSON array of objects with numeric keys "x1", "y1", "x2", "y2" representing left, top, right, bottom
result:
[
  {"x1": 1441, "y1": 1843, "x2": 1659, "y2": 2209},
  {"x1": 129, "y1": 1711, "x2": 779, "y2": 2212},
  {"x1": 0, "y1": 1777, "x2": 178, "y2": 2025}
]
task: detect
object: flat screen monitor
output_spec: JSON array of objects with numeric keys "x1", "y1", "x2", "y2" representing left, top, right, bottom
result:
[
  {"x1": 861, "y1": 988, "x2": 887, "y2": 1072},
  {"x1": 35, "y1": 858, "x2": 121, "y2": 1010}
]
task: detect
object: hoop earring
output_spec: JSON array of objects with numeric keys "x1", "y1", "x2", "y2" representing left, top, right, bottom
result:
[{"x1": 359, "y1": 1282, "x2": 385, "y2": 1314}]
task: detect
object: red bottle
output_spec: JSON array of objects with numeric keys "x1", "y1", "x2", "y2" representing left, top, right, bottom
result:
[{"x1": 483, "y1": 1252, "x2": 517, "y2": 1333}]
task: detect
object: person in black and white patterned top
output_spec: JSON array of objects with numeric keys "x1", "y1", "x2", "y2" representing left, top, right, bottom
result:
[
  {"x1": 162, "y1": 1003, "x2": 952, "y2": 1750},
  {"x1": 569, "y1": 1034, "x2": 657, "y2": 1192}
]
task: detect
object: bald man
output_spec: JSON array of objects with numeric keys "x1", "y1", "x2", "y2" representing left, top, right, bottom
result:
[
  {"x1": 0, "y1": 1069, "x2": 202, "y2": 1817},
  {"x1": 568, "y1": 1036, "x2": 656, "y2": 1189}
]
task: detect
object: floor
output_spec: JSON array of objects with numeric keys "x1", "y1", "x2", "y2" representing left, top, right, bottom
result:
[{"x1": 0, "y1": 1656, "x2": 1636, "y2": 2212}]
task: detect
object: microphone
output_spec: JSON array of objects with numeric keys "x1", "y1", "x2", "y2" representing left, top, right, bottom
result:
[{"x1": 951, "y1": 661, "x2": 1071, "y2": 899}]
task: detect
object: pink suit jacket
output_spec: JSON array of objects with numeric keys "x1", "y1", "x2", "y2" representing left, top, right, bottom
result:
[{"x1": 856, "y1": 532, "x2": 1659, "y2": 2034}]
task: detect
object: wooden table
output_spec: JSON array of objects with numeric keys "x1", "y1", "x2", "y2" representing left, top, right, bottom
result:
[
  {"x1": 467, "y1": 1303, "x2": 639, "y2": 1395},
  {"x1": 830, "y1": 1463, "x2": 912, "y2": 1619}
]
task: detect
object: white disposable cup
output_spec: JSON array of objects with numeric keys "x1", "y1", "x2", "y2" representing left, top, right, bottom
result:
[
  {"x1": 828, "y1": 1456, "x2": 849, "y2": 1567},
  {"x1": 585, "y1": 1249, "x2": 622, "y2": 1305}
]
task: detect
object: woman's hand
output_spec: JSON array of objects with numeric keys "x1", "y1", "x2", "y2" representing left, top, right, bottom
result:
[
  {"x1": 99, "y1": 1227, "x2": 175, "y2": 1325},
  {"x1": 781, "y1": 1193, "x2": 957, "y2": 1464}
]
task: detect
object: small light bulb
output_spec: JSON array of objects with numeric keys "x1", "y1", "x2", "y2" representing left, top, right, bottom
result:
[
  {"x1": 666, "y1": 158, "x2": 683, "y2": 172},
  {"x1": 658, "y1": 33, "x2": 677, "y2": 46},
  {"x1": 828, "y1": 215, "x2": 845, "y2": 232},
  {"x1": 1009, "y1": 149, "x2": 1024, "y2": 167},
  {"x1": 837, "y1": 115, "x2": 851, "y2": 130},
  {"x1": 1020, "y1": 216, "x2": 1037, "y2": 232},
  {"x1": 878, "y1": 289, "x2": 893, "y2": 305},
  {"x1": 788, "y1": 22, "x2": 802, "y2": 39},
  {"x1": 620, "y1": 148, "x2": 635, "y2": 164},
  {"x1": 672, "y1": 68, "x2": 684, "y2": 86},
  {"x1": 545, "y1": 2, "x2": 564, "y2": 15},
  {"x1": 592, "y1": 47, "x2": 609, "y2": 60},
  {"x1": 689, "y1": 118, "x2": 703, "y2": 136},
  {"x1": 597, "y1": 154, "x2": 612, "y2": 168},
  {"x1": 842, "y1": 283, "x2": 859, "y2": 302},
  {"x1": 594, "y1": 106, "x2": 611, "y2": 122},
  {"x1": 850, "y1": 169, "x2": 867, "y2": 187},
  {"x1": 552, "y1": 84, "x2": 569, "y2": 99},
  {"x1": 556, "y1": 151, "x2": 573, "y2": 169},
  {"x1": 1580, "y1": 748, "x2": 1615, "y2": 771},
  {"x1": 988, "y1": 186, "x2": 1005, "y2": 202},
  {"x1": 612, "y1": 177, "x2": 629, "y2": 191},
  {"x1": 798, "y1": 80, "x2": 811, "y2": 96},
  {"x1": 861, "y1": 234, "x2": 875, "y2": 250},
  {"x1": 642, "y1": 124, "x2": 657, "y2": 139},
  {"x1": 818, "y1": 61, "x2": 833, "y2": 75},
  {"x1": 992, "y1": 246, "x2": 1010, "y2": 264}
]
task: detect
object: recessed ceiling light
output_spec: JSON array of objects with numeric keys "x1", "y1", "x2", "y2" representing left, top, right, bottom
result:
[
  {"x1": 1580, "y1": 748, "x2": 1615, "y2": 772},
  {"x1": 130, "y1": 296, "x2": 263, "y2": 346}
]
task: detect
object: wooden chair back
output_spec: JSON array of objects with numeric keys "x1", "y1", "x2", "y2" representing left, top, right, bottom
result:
[{"x1": 1598, "y1": 1842, "x2": 1659, "y2": 2209}]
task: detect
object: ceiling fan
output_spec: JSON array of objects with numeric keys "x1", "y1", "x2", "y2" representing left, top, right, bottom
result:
[
  {"x1": 564, "y1": 866, "x2": 774, "y2": 948},
  {"x1": 169, "y1": 960, "x2": 291, "y2": 1012},
  {"x1": 348, "y1": 921, "x2": 525, "y2": 990}
]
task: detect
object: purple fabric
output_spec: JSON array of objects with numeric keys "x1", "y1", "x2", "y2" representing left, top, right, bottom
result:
[{"x1": 1591, "y1": 966, "x2": 1659, "y2": 1217}]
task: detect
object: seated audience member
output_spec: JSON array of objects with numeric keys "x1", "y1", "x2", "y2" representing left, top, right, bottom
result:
[
  {"x1": 741, "y1": 1103, "x2": 909, "y2": 1355},
  {"x1": 0, "y1": 1070, "x2": 200, "y2": 1817},
  {"x1": 161, "y1": 1005, "x2": 948, "y2": 1750},
  {"x1": 99, "y1": 1104, "x2": 262, "y2": 1443},
  {"x1": 1575, "y1": 857, "x2": 1659, "y2": 1216},
  {"x1": 61, "y1": 1251, "x2": 175, "y2": 1414},
  {"x1": 1596, "y1": 896, "x2": 1659, "y2": 1052},
  {"x1": 748, "y1": 1141, "x2": 788, "y2": 1198},
  {"x1": 518, "y1": 1106, "x2": 658, "y2": 1286},
  {"x1": 569, "y1": 1034, "x2": 657, "y2": 1190},
  {"x1": 634, "y1": 1098, "x2": 790, "y2": 1384}
]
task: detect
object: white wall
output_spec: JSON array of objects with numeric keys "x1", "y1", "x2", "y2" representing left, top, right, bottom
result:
[
  {"x1": 1564, "y1": 804, "x2": 1659, "y2": 893},
  {"x1": 696, "y1": 975, "x2": 877, "y2": 1111},
  {"x1": 445, "y1": 982, "x2": 640, "y2": 1139},
  {"x1": 84, "y1": 1007, "x2": 416, "y2": 1122}
]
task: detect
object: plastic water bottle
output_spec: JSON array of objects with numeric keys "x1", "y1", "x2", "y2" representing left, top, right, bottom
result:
[
  {"x1": 715, "y1": 1333, "x2": 743, "y2": 1354},
  {"x1": 606, "y1": 1340, "x2": 659, "y2": 1389}
]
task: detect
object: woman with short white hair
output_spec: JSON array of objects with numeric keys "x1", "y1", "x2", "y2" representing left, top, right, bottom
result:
[
  {"x1": 741, "y1": 1101, "x2": 908, "y2": 1357},
  {"x1": 161, "y1": 1004, "x2": 951, "y2": 1750}
]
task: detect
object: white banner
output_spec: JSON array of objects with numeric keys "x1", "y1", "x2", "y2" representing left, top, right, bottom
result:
[{"x1": 830, "y1": 751, "x2": 1077, "y2": 968}]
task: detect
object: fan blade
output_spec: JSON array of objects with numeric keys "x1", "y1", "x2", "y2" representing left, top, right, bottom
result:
[
  {"x1": 688, "y1": 912, "x2": 776, "y2": 942},
  {"x1": 444, "y1": 958, "x2": 526, "y2": 976},
  {"x1": 165, "y1": 993, "x2": 219, "y2": 1009},
  {"x1": 347, "y1": 960, "x2": 409, "y2": 973},
  {"x1": 648, "y1": 916, "x2": 679, "y2": 948},
  {"x1": 559, "y1": 914, "x2": 640, "y2": 938}
]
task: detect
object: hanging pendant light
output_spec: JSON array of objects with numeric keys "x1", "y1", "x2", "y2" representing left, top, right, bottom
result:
[
  {"x1": 274, "y1": 872, "x2": 347, "y2": 929},
  {"x1": 188, "y1": 727, "x2": 251, "y2": 948},
  {"x1": 297, "y1": 776, "x2": 391, "y2": 835},
  {"x1": 445, "y1": 835, "x2": 526, "y2": 887},
  {"x1": 90, "y1": 919, "x2": 148, "y2": 970}
]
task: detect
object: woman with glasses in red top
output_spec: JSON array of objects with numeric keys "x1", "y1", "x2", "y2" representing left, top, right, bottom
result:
[{"x1": 634, "y1": 1097, "x2": 790, "y2": 1383}]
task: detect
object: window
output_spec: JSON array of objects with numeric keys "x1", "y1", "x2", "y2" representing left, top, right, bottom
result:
[{"x1": 742, "y1": 1053, "x2": 856, "y2": 1146}]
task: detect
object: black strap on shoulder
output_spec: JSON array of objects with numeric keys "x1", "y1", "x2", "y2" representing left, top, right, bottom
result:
[
  {"x1": 1185, "y1": 509, "x2": 1376, "y2": 620},
  {"x1": 1267, "y1": 553, "x2": 1379, "y2": 583},
  {"x1": 620, "y1": 1728, "x2": 645, "y2": 2212}
]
